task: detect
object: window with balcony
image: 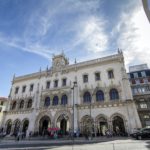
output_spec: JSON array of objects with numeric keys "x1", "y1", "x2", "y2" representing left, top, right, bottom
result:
[
  {"x1": 46, "y1": 81, "x2": 50, "y2": 89},
  {"x1": 83, "y1": 74, "x2": 88, "y2": 83},
  {"x1": 27, "y1": 99, "x2": 32, "y2": 108},
  {"x1": 95, "y1": 72, "x2": 100, "y2": 81},
  {"x1": 30, "y1": 84, "x2": 34, "y2": 92},
  {"x1": 0, "y1": 101, "x2": 3, "y2": 106},
  {"x1": 15, "y1": 87, "x2": 19, "y2": 94},
  {"x1": 62, "y1": 78, "x2": 67, "y2": 87},
  {"x1": 54, "y1": 80, "x2": 58, "y2": 88},
  {"x1": 108, "y1": 70, "x2": 114, "y2": 79},
  {"x1": 22, "y1": 86, "x2": 26, "y2": 93}
]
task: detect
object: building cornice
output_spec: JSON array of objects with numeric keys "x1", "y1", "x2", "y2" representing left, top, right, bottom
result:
[{"x1": 13, "y1": 53, "x2": 124, "y2": 83}]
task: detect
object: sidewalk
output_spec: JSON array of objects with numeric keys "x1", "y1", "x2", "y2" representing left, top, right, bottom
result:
[{"x1": 0, "y1": 136, "x2": 131, "y2": 145}]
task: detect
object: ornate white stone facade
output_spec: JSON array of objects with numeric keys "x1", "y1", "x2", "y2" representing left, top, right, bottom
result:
[{"x1": 2, "y1": 52, "x2": 141, "y2": 136}]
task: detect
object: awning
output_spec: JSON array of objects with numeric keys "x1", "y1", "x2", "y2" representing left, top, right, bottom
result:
[{"x1": 47, "y1": 128, "x2": 60, "y2": 131}]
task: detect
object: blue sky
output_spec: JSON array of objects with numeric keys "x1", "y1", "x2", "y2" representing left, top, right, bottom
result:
[{"x1": 0, "y1": 0, "x2": 150, "y2": 97}]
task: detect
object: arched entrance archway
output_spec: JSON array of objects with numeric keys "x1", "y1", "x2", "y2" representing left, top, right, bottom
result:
[
  {"x1": 112, "y1": 116, "x2": 125, "y2": 135},
  {"x1": 80, "y1": 115, "x2": 94, "y2": 136},
  {"x1": 13, "y1": 120, "x2": 21, "y2": 135},
  {"x1": 60, "y1": 119, "x2": 67, "y2": 134},
  {"x1": 22, "y1": 120, "x2": 29, "y2": 133},
  {"x1": 96, "y1": 117, "x2": 108, "y2": 136},
  {"x1": 39, "y1": 116, "x2": 51, "y2": 135},
  {"x1": 6, "y1": 120, "x2": 12, "y2": 134},
  {"x1": 56, "y1": 114, "x2": 69, "y2": 135}
]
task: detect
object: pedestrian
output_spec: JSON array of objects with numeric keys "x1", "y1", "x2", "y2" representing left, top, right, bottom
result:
[
  {"x1": 17, "y1": 132, "x2": 20, "y2": 141},
  {"x1": 29, "y1": 131, "x2": 32, "y2": 140}
]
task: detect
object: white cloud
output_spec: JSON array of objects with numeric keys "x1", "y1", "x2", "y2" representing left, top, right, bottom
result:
[
  {"x1": 0, "y1": 0, "x2": 106, "y2": 59},
  {"x1": 72, "y1": 16, "x2": 108, "y2": 53},
  {"x1": 0, "y1": 35, "x2": 54, "y2": 59},
  {"x1": 114, "y1": 2, "x2": 150, "y2": 70}
]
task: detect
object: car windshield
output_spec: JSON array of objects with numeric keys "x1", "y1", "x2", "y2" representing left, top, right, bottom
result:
[{"x1": 140, "y1": 128, "x2": 150, "y2": 132}]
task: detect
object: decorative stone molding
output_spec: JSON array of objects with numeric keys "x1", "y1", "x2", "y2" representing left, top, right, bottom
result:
[
  {"x1": 34, "y1": 110, "x2": 53, "y2": 132},
  {"x1": 53, "y1": 109, "x2": 72, "y2": 128}
]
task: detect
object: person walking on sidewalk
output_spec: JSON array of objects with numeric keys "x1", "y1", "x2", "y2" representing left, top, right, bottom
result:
[{"x1": 16, "y1": 132, "x2": 21, "y2": 141}]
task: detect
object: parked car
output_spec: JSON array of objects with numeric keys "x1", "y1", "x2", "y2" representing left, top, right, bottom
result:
[{"x1": 130, "y1": 128, "x2": 150, "y2": 140}]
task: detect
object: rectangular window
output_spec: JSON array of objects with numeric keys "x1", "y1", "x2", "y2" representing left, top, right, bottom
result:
[
  {"x1": 130, "y1": 73, "x2": 134, "y2": 79},
  {"x1": 146, "y1": 70, "x2": 150, "y2": 77},
  {"x1": 140, "y1": 103, "x2": 147, "y2": 109},
  {"x1": 95, "y1": 72, "x2": 100, "y2": 81},
  {"x1": 15, "y1": 87, "x2": 19, "y2": 94},
  {"x1": 0, "y1": 101, "x2": 3, "y2": 106},
  {"x1": 140, "y1": 79, "x2": 144, "y2": 83},
  {"x1": 138, "y1": 72, "x2": 142, "y2": 77},
  {"x1": 83, "y1": 74, "x2": 88, "y2": 83},
  {"x1": 132, "y1": 79, "x2": 136, "y2": 84},
  {"x1": 30, "y1": 84, "x2": 34, "y2": 92},
  {"x1": 141, "y1": 71, "x2": 146, "y2": 77},
  {"x1": 22, "y1": 86, "x2": 26, "y2": 93},
  {"x1": 46, "y1": 81, "x2": 50, "y2": 89},
  {"x1": 62, "y1": 78, "x2": 67, "y2": 87},
  {"x1": 108, "y1": 70, "x2": 114, "y2": 79},
  {"x1": 54, "y1": 80, "x2": 58, "y2": 88},
  {"x1": 133, "y1": 72, "x2": 138, "y2": 78}
]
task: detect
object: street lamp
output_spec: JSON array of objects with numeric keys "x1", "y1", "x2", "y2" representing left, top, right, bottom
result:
[
  {"x1": 89, "y1": 92, "x2": 94, "y2": 139},
  {"x1": 71, "y1": 81, "x2": 77, "y2": 140}
]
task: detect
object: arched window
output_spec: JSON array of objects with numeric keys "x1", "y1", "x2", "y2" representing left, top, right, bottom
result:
[
  {"x1": 19, "y1": 100, "x2": 24, "y2": 109},
  {"x1": 44, "y1": 97, "x2": 50, "y2": 107},
  {"x1": 53, "y1": 96, "x2": 59, "y2": 105},
  {"x1": 110, "y1": 89, "x2": 119, "y2": 100},
  {"x1": 83, "y1": 92, "x2": 91, "y2": 103},
  {"x1": 27, "y1": 99, "x2": 32, "y2": 108},
  {"x1": 96, "y1": 90, "x2": 104, "y2": 101},
  {"x1": 61, "y1": 94, "x2": 67, "y2": 105},
  {"x1": 12, "y1": 101, "x2": 16, "y2": 110}
]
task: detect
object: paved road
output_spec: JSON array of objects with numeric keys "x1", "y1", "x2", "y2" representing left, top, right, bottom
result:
[{"x1": 0, "y1": 139, "x2": 150, "y2": 150}]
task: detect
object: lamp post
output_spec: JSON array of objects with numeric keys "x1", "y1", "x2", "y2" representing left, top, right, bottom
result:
[
  {"x1": 89, "y1": 91, "x2": 94, "y2": 139},
  {"x1": 71, "y1": 81, "x2": 77, "y2": 140}
]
